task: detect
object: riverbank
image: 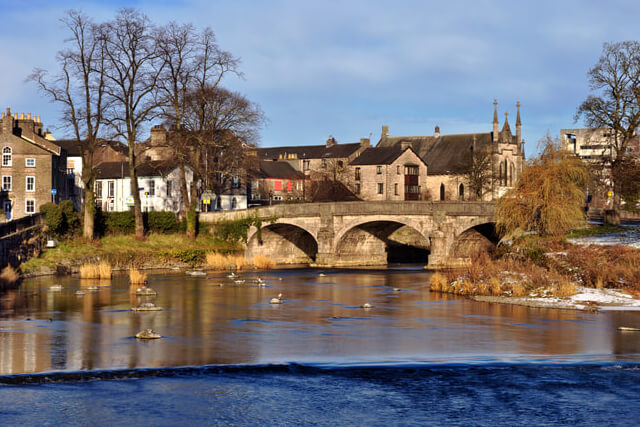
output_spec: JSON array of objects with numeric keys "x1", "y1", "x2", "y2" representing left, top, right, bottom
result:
[
  {"x1": 18, "y1": 233, "x2": 241, "y2": 277},
  {"x1": 432, "y1": 225, "x2": 640, "y2": 311}
]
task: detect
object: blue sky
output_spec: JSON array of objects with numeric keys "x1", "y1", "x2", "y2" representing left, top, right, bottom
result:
[{"x1": 1, "y1": 0, "x2": 639, "y2": 158}]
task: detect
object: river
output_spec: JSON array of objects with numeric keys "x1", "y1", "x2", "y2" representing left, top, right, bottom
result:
[{"x1": 1, "y1": 267, "x2": 640, "y2": 425}]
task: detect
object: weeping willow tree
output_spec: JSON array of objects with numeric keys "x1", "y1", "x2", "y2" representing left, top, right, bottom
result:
[{"x1": 496, "y1": 137, "x2": 589, "y2": 238}]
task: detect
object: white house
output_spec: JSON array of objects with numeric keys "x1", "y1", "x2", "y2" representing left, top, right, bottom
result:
[{"x1": 94, "y1": 161, "x2": 193, "y2": 212}]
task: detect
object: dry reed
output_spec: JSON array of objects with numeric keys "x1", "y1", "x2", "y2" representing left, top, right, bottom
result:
[
  {"x1": 0, "y1": 265, "x2": 20, "y2": 285},
  {"x1": 206, "y1": 252, "x2": 229, "y2": 270},
  {"x1": 429, "y1": 273, "x2": 447, "y2": 292},
  {"x1": 79, "y1": 262, "x2": 112, "y2": 279},
  {"x1": 552, "y1": 281, "x2": 577, "y2": 297},
  {"x1": 129, "y1": 268, "x2": 148, "y2": 285},
  {"x1": 252, "y1": 255, "x2": 274, "y2": 270}
]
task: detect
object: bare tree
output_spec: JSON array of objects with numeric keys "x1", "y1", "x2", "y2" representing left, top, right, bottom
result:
[
  {"x1": 309, "y1": 157, "x2": 359, "y2": 202},
  {"x1": 576, "y1": 41, "x2": 640, "y2": 223},
  {"x1": 30, "y1": 10, "x2": 107, "y2": 240},
  {"x1": 181, "y1": 85, "x2": 265, "y2": 211},
  {"x1": 156, "y1": 25, "x2": 241, "y2": 237},
  {"x1": 462, "y1": 145, "x2": 493, "y2": 200},
  {"x1": 101, "y1": 9, "x2": 163, "y2": 239}
]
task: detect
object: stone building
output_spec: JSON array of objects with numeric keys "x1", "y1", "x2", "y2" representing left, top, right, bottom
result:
[
  {"x1": 376, "y1": 100, "x2": 525, "y2": 200},
  {"x1": 0, "y1": 108, "x2": 70, "y2": 220},
  {"x1": 349, "y1": 145, "x2": 427, "y2": 201}
]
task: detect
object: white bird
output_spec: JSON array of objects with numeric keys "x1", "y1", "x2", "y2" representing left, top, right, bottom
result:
[
  {"x1": 234, "y1": 279, "x2": 245, "y2": 284},
  {"x1": 227, "y1": 272, "x2": 236, "y2": 279},
  {"x1": 49, "y1": 285, "x2": 63, "y2": 292},
  {"x1": 270, "y1": 293, "x2": 283, "y2": 304},
  {"x1": 392, "y1": 288, "x2": 401, "y2": 292},
  {"x1": 361, "y1": 302, "x2": 373, "y2": 309}
]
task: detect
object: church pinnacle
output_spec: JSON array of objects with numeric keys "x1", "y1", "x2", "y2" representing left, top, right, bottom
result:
[{"x1": 502, "y1": 111, "x2": 511, "y2": 133}]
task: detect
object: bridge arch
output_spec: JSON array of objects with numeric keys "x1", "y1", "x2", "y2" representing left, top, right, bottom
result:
[
  {"x1": 246, "y1": 222, "x2": 318, "y2": 265},
  {"x1": 450, "y1": 222, "x2": 499, "y2": 259},
  {"x1": 333, "y1": 218, "x2": 431, "y2": 266}
]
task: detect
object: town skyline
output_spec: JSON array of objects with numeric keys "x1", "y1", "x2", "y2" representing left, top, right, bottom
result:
[{"x1": 1, "y1": 0, "x2": 638, "y2": 158}]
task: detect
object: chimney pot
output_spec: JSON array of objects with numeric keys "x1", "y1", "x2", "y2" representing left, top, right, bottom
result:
[{"x1": 434, "y1": 125, "x2": 440, "y2": 137}]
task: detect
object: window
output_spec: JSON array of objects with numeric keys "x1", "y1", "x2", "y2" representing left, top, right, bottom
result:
[
  {"x1": 231, "y1": 198, "x2": 237, "y2": 209},
  {"x1": 2, "y1": 175, "x2": 11, "y2": 191},
  {"x1": 337, "y1": 160, "x2": 344, "y2": 171},
  {"x1": 377, "y1": 183, "x2": 384, "y2": 194},
  {"x1": 355, "y1": 167, "x2": 361, "y2": 181},
  {"x1": 376, "y1": 166, "x2": 382, "y2": 174},
  {"x1": 303, "y1": 160, "x2": 310, "y2": 171},
  {"x1": 394, "y1": 183, "x2": 398, "y2": 195},
  {"x1": 397, "y1": 165, "x2": 400, "y2": 175},
  {"x1": 108, "y1": 181, "x2": 115, "y2": 198},
  {"x1": 404, "y1": 165, "x2": 419, "y2": 175},
  {"x1": 440, "y1": 183, "x2": 445, "y2": 201},
  {"x1": 148, "y1": 180, "x2": 155, "y2": 196},
  {"x1": 355, "y1": 183, "x2": 361, "y2": 194},
  {"x1": 2, "y1": 147, "x2": 11, "y2": 167},
  {"x1": 94, "y1": 181, "x2": 102, "y2": 198},
  {"x1": 67, "y1": 159, "x2": 75, "y2": 169},
  {"x1": 25, "y1": 199, "x2": 35, "y2": 214},
  {"x1": 322, "y1": 159, "x2": 327, "y2": 168},
  {"x1": 26, "y1": 176, "x2": 35, "y2": 192},
  {"x1": 459, "y1": 183, "x2": 465, "y2": 200},
  {"x1": 26, "y1": 158, "x2": 36, "y2": 168},
  {"x1": 167, "y1": 180, "x2": 172, "y2": 198},
  {"x1": 406, "y1": 185, "x2": 420, "y2": 194}
]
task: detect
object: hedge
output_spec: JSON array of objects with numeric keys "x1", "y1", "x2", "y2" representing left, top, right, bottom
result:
[{"x1": 95, "y1": 209, "x2": 183, "y2": 235}]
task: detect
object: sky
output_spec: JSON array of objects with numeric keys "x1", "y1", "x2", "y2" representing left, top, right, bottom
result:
[{"x1": 1, "y1": 0, "x2": 639, "y2": 158}]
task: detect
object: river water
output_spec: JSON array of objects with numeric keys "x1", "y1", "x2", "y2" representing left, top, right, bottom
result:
[{"x1": 2, "y1": 267, "x2": 640, "y2": 425}]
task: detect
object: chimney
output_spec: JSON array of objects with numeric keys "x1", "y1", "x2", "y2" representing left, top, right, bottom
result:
[
  {"x1": 150, "y1": 125, "x2": 167, "y2": 145},
  {"x1": 326, "y1": 136, "x2": 337, "y2": 147},
  {"x1": 400, "y1": 141, "x2": 412, "y2": 151},
  {"x1": 16, "y1": 112, "x2": 36, "y2": 140},
  {"x1": 44, "y1": 129, "x2": 56, "y2": 141},
  {"x1": 359, "y1": 137, "x2": 370, "y2": 148},
  {"x1": 381, "y1": 125, "x2": 389, "y2": 139},
  {"x1": 434, "y1": 125, "x2": 440, "y2": 137},
  {"x1": 2, "y1": 108, "x2": 14, "y2": 135}
]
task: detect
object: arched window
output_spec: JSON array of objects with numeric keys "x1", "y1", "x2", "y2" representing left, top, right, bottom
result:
[
  {"x1": 509, "y1": 162, "x2": 514, "y2": 186},
  {"x1": 499, "y1": 162, "x2": 504, "y2": 185},
  {"x1": 440, "y1": 183, "x2": 445, "y2": 201},
  {"x1": 2, "y1": 147, "x2": 12, "y2": 167},
  {"x1": 503, "y1": 159, "x2": 508, "y2": 186},
  {"x1": 459, "y1": 183, "x2": 464, "y2": 201},
  {"x1": 231, "y1": 197, "x2": 237, "y2": 209}
]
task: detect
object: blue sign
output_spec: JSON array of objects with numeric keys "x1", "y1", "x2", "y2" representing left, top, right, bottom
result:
[{"x1": 51, "y1": 189, "x2": 57, "y2": 195}]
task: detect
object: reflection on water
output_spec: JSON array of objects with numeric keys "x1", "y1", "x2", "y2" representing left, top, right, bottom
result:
[{"x1": 1, "y1": 267, "x2": 640, "y2": 375}]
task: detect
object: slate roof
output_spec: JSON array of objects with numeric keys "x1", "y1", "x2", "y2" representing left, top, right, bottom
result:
[
  {"x1": 257, "y1": 142, "x2": 362, "y2": 161},
  {"x1": 258, "y1": 161, "x2": 305, "y2": 180},
  {"x1": 54, "y1": 139, "x2": 129, "y2": 157},
  {"x1": 377, "y1": 132, "x2": 502, "y2": 175},
  {"x1": 350, "y1": 146, "x2": 414, "y2": 166},
  {"x1": 95, "y1": 160, "x2": 179, "y2": 179}
]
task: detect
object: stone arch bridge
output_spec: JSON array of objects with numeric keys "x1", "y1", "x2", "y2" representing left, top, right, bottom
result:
[{"x1": 200, "y1": 201, "x2": 497, "y2": 269}]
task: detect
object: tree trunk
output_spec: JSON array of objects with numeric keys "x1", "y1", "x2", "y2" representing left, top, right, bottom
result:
[
  {"x1": 81, "y1": 150, "x2": 95, "y2": 240},
  {"x1": 129, "y1": 151, "x2": 144, "y2": 239}
]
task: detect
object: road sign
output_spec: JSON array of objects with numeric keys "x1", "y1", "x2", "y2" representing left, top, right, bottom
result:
[{"x1": 51, "y1": 189, "x2": 57, "y2": 195}]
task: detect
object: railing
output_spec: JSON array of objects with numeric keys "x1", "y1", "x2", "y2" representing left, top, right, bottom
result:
[{"x1": 0, "y1": 213, "x2": 45, "y2": 238}]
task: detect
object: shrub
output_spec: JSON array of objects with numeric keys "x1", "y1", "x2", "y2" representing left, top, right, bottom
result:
[
  {"x1": 59, "y1": 200, "x2": 80, "y2": 232},
  {"x1": 147, "y1": 211, "x2": 180, "y2": 233},
  {"x1": 104, "y1": 211, "x2": 135, "y2": 235},
  {"x1": 160, "y1": 249, "x2": 206, "y2": 266}
]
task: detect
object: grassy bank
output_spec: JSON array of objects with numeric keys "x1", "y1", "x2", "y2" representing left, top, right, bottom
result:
[
  {"x1": 20, "y1": 233, "x2": 241, "y2": 275},
  {"x1": 430, "y1": 231, "x2": 640, "y2": 299}
]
